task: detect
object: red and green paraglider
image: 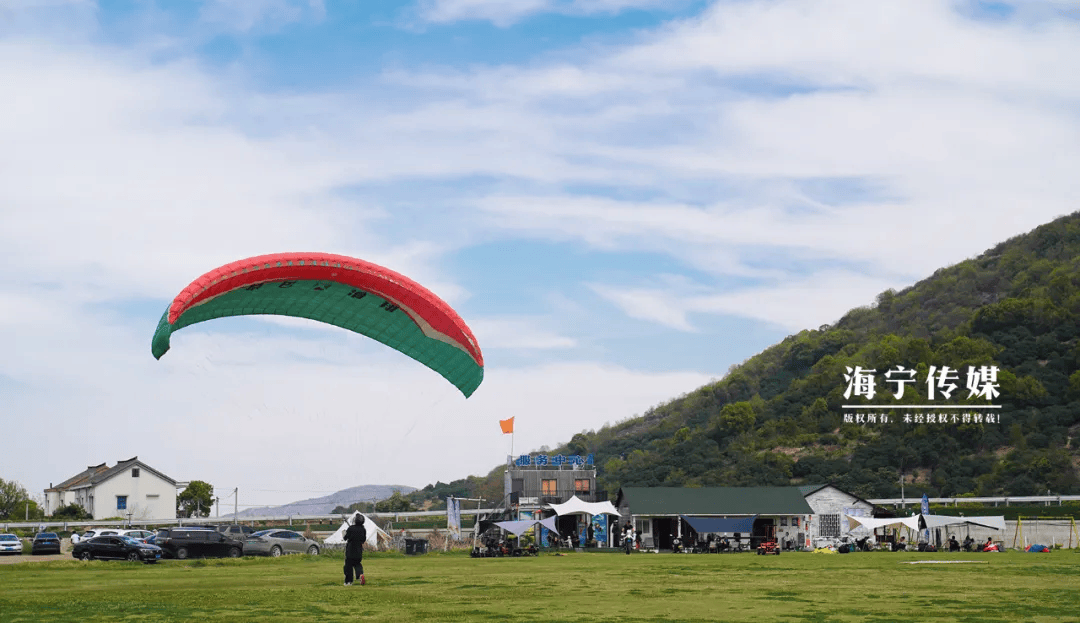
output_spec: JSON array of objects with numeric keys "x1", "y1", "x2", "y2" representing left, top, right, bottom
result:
[{"x1": 151, "y1": 252, "x2": 484, "y2": 397}]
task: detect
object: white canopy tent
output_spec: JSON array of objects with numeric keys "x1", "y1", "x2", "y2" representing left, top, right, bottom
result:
[
  {"x1": 546, "y1": 495, "x2": 620, "y2": 517},
  {"x1": 494, "y1": 516, "x2": 560, "y2": 537},
  {"x1": 920, "y1": 515, "x2": 1006, "y2": 531},
  {"x1": 845, "y1": 513, "x2": 1006, "y2": 540},
  {"x1": 324, "y1": 513, "x2": 390, "y2": 549}
]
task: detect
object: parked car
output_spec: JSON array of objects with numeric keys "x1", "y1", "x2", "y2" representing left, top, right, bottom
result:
[
  {"x1": 31, "y1": 532, "x2": 62, "y2": 555},
  {"x1": 118, "y1": 529, "x2": 155, "y2": 541},
  {"x1": 155, "y1": 527, "x2": 243, "y2": 559},
  {"x1": 72, "y1": 536, "x2": 162, "y2": 563},
  {"x1": 243, "y1": 530, "x2": 321, "y2": 557},
  {"x1": 215, "y1": 524, "x2": 256, "y2": 539},
  {"x1": 81, "y1": 529, "x2": 121, "y2": 540},
  {"x1": 0, "y1": 533, "x2": 22, "y2": 555}
]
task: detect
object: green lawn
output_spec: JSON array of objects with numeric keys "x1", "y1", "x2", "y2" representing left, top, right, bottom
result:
[{"x1": 1, "y1": 550, "x2": 1078, "y2": 622}]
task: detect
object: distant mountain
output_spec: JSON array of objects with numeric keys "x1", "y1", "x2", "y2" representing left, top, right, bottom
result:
[{"x1": 226, "y1": 484, "x2": 417, "y2": 518}]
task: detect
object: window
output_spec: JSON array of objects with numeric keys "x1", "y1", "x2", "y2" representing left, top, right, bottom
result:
[
  {"x1": 541, "y1": 479, "x2": 557, "y2": 495},
  {"x1": 116, "y1": 496, "x2": 127, "y2": 510},
  {"x1": 574, "y1": 479, "x2": 590, "y2": 494},
  {"x1": 132, "y1": 468, "x2": 140, "y2": 478},
  {"x1": 819, "y1": 514, "x2": 840, "y2": 537}
]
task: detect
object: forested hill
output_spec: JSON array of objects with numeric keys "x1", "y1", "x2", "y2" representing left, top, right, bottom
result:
[{"x1": 409, "y1": 212, "x2": 1080, "y2": 508}]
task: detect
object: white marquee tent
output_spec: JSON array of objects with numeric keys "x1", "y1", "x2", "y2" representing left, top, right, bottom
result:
[
  {"x1": 546, "y1": 495, "x2": 620, "y2": 517},
  {"x1": 324, "y1": 513, "x2": 390, "y2": 549}
]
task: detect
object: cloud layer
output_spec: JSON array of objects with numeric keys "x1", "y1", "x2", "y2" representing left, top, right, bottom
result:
[{"x1": 2, "y1": 0, "x2": 1077, "y2": 508}]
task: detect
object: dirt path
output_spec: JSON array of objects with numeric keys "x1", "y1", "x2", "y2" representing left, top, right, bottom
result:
[{"x1": 0, "y1": 552, "x2": 70, "y2": 565}]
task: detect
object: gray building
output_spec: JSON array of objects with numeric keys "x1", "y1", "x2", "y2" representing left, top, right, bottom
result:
[{"x1": 504, "y1": 467, "x2": 602, "y2": 506}]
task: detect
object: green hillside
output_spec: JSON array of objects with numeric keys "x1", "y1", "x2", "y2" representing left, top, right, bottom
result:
[{"x1": 411, "y1": 212, "x2": 1080, "y2": 506}]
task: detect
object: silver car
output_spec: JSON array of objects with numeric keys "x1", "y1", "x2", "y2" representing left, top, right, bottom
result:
[{"x1": 243, "y1": 530, "x2": 320, "y2": 557}]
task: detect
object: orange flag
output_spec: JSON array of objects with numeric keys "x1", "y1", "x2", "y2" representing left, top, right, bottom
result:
[{"x1": 499, "y1": 417, "x2": 514, "y2": 434}]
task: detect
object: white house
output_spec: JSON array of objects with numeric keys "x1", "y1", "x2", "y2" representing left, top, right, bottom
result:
[
  {"x1": 44, "y1": 456, "x2": 181, "y2": 520},
  {"x1": 800, "y1": 483, "x2": 876, "y2": 547}
]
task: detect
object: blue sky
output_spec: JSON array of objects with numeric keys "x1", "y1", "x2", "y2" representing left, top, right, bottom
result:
[{"x1": 2, "y1": 0, "x2": 1078, "y2": 513}]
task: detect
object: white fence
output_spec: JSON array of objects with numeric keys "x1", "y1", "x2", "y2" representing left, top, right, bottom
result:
[
  {"x1": 867, "y1": 495, "x2": 1080, "y2": 507},
  {"x1": 2, "y1": 509, "x2": 501, "y2": 533}
]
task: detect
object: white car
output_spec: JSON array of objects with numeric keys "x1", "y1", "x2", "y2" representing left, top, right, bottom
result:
[
  {"x1": 118, "y1": 529, "x2": 155, "y2": 541},
  {"x1": 81, "y1": 529, "x2": 121, "y2": 540},
  {"x1": 0, "y1": 533, "x2": 22, "y2": 555}
]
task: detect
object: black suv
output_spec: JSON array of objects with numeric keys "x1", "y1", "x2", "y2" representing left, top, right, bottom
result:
[{"x1": 155, "y1": 527, "x2": 243, "y2": 559}]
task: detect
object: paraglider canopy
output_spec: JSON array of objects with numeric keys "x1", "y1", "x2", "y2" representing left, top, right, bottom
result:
[{"x1": 151, "y1": 252, "x2": 484, "y2": 397}]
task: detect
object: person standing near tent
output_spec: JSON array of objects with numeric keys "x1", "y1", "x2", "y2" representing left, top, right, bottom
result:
[{"x1": 343, "y1": 513, "x2": 367, "y2": 586}]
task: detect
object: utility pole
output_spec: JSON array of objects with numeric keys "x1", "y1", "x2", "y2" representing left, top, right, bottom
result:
[
  {"x1": 216, "y1": 497, "x2": 220, "y2": 519},
  {"x1": 234, "y1": 488, "x2": 238, "y2": 522}
]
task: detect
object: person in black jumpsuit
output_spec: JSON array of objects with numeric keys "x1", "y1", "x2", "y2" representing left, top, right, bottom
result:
[{"x1": 344, "y1": 513, "x2": 368, "y2": 586}]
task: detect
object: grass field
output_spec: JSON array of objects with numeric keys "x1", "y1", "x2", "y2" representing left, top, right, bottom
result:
[{"x1": 1, "y1": 549, "x2": 1078, "y2": 622}]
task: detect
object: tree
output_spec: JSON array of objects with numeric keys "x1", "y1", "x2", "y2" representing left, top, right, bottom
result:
[
  {"x1": 374, "y1": 490, "x2": 415, "y2": 513},
  {"x1": 53, "y1": 503, "x2": 91, "y2": 521},
  {"x1": 718, "y1": 402, "x2": 756, "y2": 436},
  {"x1": 0, "y1": 478, "x2": 32, "y2": 520},
  {"x1": 332, "y1": 501, "x2": 375, "y2": 515},
  {"x1": 177, "y1": 480, "x2": 214, "y2": 518}
]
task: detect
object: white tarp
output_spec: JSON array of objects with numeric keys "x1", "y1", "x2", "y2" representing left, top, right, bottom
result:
[
  {"x1": 494, "y1": 520, "x2": 537, "y2": 536},
  {"x1": 845, "y1": 515, "x2": 921, "y2": 532},
  {"x1": 845, "y1": 514, "x2": 1005, "y2": 534},
  {"x1": 324, "y1": 513, "x2": 389, "y2": 549},
  {"x1": 921, "y1": 514, "x2": 1006, "y2": 531},
  {"x1": 494, "y1": 516, "x2": 561, "y2": 537},
  {"x1": 547, "y1": 495, "x2": 620, "y2": 517}
]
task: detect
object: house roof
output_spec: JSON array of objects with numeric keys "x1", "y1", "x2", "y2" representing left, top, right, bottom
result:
[
  {"x1": 617, "y1": 487, "x2": 814, "y2": 516},
  {"x1": 46, "y1": 463, "x2": 109, "y2": 492},
  {"x1": 48, "y1": 456, "x2": 177, "y2": 492},
  {"x1": 799, "y1": 483, "x2": 875, "y2": 508}
]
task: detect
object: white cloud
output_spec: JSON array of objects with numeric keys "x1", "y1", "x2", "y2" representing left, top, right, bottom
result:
[
  {"x1": 198, "y1": 0, "x2": 325, "y2": 33},
  {"x1": 3, "y1": 0, "x2": 1079, "y2": 504},
  {"x1": 589, "y1": 282, "x2": 698, "y2": 332},
  {"x1": 2, "y1": 302, "x2": 710, "y2": 505},
  {"x1": 415, "y1": 0, "x2": 677, "y2": 26},
  {"x1": 472, "y1": 317, "x2": 577, "y2": 349},
  {"x1": 591, "y1": 270, "x2": 906, "y2": 332}
]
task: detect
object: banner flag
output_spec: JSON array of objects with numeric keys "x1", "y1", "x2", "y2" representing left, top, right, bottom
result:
[
  {"x1": 499, "y1": 417, "x2": 514, "y2": 434},
  {"x1": 447, "y1": 497, "x2": 461, "y2": 540}
]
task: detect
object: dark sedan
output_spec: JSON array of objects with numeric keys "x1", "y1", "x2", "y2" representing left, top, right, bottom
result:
[
  {"x1": 72, "y1": 536, "x2": 162, "y2": 563},
  {"x1": 31, "y1": 532, "x2": 62, "y2": 555}
]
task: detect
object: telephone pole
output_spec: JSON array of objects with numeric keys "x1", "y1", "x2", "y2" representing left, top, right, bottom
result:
[{"x1": 234, "y1": 488, "x2": 238, "y2": 522}]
